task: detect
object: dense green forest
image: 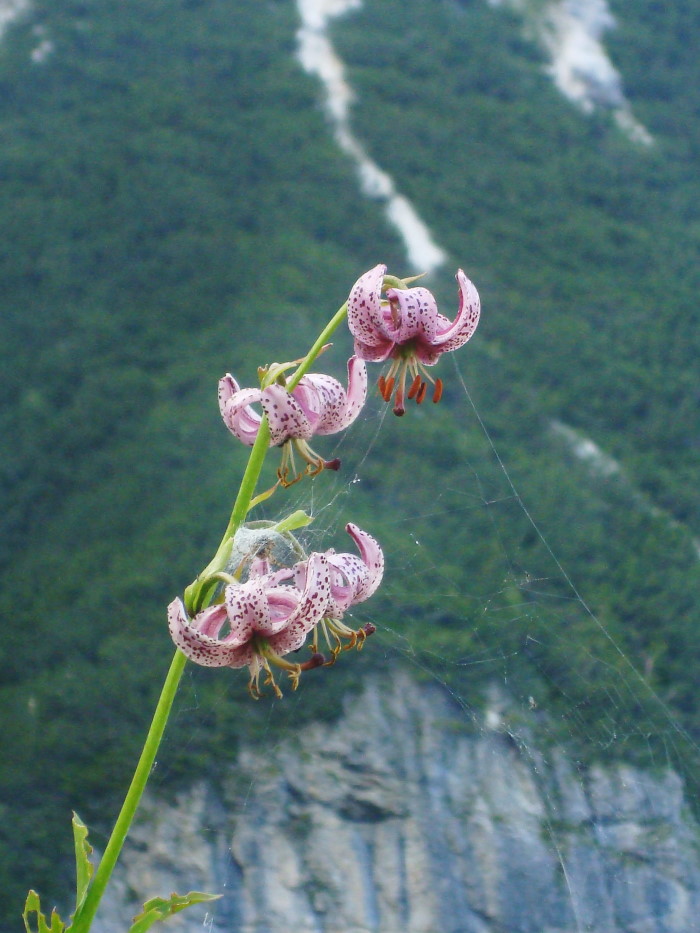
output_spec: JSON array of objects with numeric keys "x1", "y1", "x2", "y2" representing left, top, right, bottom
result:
[{"x1": 1, "y1": 0, "x2": 700, "y2": 925}]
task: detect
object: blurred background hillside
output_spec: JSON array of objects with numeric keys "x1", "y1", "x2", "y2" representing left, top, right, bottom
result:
[{"x1": 1, "y1": 0, "x2": 700, "y2": 926}]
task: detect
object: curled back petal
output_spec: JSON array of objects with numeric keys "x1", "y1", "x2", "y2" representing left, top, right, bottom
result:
[
  {"x1": 224, "y1": 577, "x2": 274, "y2": 642},
  {"x1": 260, "y1": 383, "x2": 313, "y2": 445},
  {"x1": 269, "y1": 553, "x2": 331, "y2": 655},
  {"x1": 326, "y1": 553, "x2": 368, "y2": 616},
  {"x1": 347, "y1": 264, "x2": 390, "y2": 348},
  {"x1": 262, "y1": 586, "x2": 305, "y2": 636},
  {"x1": 352, "y1": 335, "x2": 395, "y2": 363},
  {"x1": 334, "y1": 355, "x2": 368, "y2": 432},
  {"x1": 345, "y1": 522, "x2": 384, "y2": 603},
  {"x1": 384, "y1": 285, "x2": 441, "y2": 345},
  {"x1": 225, "y1": 642, "x2": 256, "y2": 671},
  {"x1": 218, "y1": 376, "x2": 266, "y2": 446},
  {"x1": 167, "y1": 598, "x2": 245, "y2": 667},
  {"x1": 304, "y1": 356, "x2": 368, "y2": 435},
  {"x1": 431, "y1": 269, "x2": 481, "y2": 351},
  {"x1": 265, "y1": 618, "x2": 312, "y2": 657}
]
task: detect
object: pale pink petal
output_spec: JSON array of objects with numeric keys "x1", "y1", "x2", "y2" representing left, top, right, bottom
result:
[
  {"x1": 224, "y1": 577, "x2": 271, "y2": 642},
  {"x1": 345, "y1": 522, "x2": 384, "y2": 602},
  {"x1": 260, "y1": 384, "x2": 313, "y2": 445},
  {"x1": 167, "y1": 598, "x2": 245, "y2": 667},
  {"x1": 261, "y1": 586, "x2": 303, "y2": 636},
  {"x1": 218, "y1": 376, "x2": 265, "y2": 446},
  {"x1": 268, "y1": 553, "x2": 330, "y2": 656},
  {"x1": 384, "y1": 285, "x2": 440, "y2": 345},
  {"x1": 302, "y1": 356, "x2": 368, "y2": 435},
  {"x1": 289, "y1": 379, "x2": 324, "y2": 432},
  {"x1": 294, "y1": 524, "x2": 384, "y2": 619},
  {"x1": 226, "y1": 643, "x2": 256, "y2": 670},
  {"x1": 352, "y1": 335, "x2": 395, "y2": 363},
  {"x1": 347, "y1": 264, "x2": 389, "y2": 348},
  {"x1": 265, "y1": 621, "x2": 310, "y2": 656},
  {"x1": 334, "y1": 356, "x2": 368, "y2": 431},
  {"x1": 430, "y1": 269, "x2": 481, "y2": 351},
  {"x1": 325, "y1": 553, "x2": 367, "y2": 615}
]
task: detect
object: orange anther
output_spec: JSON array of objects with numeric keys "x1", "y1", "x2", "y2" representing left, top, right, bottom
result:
[{"x1": 407, "y1": 374, "x2": 422, "y2": 399}]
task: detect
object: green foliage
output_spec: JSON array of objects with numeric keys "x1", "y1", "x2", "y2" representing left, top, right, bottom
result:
[
  {"x1": 128, "y1": 892, "x2": 221, "y2": 933},
  {"x1": 2, "y1": 0, "x2": 700, "y2": 926}
]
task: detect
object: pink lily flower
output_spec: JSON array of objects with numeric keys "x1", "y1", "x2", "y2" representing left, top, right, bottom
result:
[
  {"x1": 218, "y1": 356, "x2": 367, "y2": 485},
  {"x1": 347, "y1": 264, "x2": 480, "y2": 415},
  {"x1": 293, "y1": 523, "x2": 384, "y2": 658},
  {"x1": 168, "y1": 524, "x2": 384, "y2": 695},
  {"x1": 168, "y1": 552, "x2": 332, "y2": 698}
]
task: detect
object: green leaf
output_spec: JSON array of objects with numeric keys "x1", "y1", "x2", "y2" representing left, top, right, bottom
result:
[
  {"x1": 128, "y1": 892, "x2": 222, "y2": 933},
  {"x1": 23, "y1": 891, "x2": 66, "y2": 933},
  {"x1": 271, "y1": 509, "x2": 313, "y2": 534},
  {"x1": 71, "y1": 812, "x2": 94, "y2": 913}
]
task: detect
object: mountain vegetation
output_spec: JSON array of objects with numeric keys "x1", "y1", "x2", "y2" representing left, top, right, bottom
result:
[{"x1": 1, "y1": 0, "x2": 700, "y2": 925}]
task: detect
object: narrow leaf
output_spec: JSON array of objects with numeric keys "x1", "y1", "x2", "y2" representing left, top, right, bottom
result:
[
  {"x1": 271, "y1": 509, "x2": 313, "y2": 533},
  {"x1": 128, "y1": 891, "x2": 221, "y2": 933},
  {"x1": 71, "y1": 812, "x2": 94, "y2": 912},
  {"x1": 23, "y1": 891, "x2": 66, "y2": 933}
]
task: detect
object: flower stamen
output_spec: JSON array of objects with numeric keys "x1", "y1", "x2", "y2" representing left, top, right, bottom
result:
[{"x1": 407, "y1": 374, "x2": 422, "y2": 400}]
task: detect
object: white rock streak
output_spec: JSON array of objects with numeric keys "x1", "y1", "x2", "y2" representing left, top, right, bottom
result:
[
  {"x1": 0, "y1": 0, "x2": 29, "y2": 40},
  {"x1": 551, "y1": 419, "x2": 622, "y2": 478},
  {"x1": 551, "y1": 420, "x2": 700, "y2": 559},
  {"x1": 30, "y1": 23, "x2": 53, "y2": 64},
  {"x1": 490, "y1": 0, "x2": 652, "y2": 145},
  {"x1": 296, "y1": 0, "x2": 447, "y2": 273}
]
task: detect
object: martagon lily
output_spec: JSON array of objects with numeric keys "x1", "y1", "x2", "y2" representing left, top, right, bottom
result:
[
  {"x1": 168, "y1": 552, "x2": 332, "y2": 698},
  {"x1": 218, "y1": 356, "x2": 367, "y2": 485},
  {"x1": 168, "y1": 523, "x2": 384, "y2": 696},
  {"x1": 347, "y1": 264, "x2": 480, "y2": 415}
]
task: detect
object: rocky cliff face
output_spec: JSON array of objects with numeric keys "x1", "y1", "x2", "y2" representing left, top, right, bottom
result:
[{"x1": 96, "y1": 674, "x2": 700, "y2": 933}]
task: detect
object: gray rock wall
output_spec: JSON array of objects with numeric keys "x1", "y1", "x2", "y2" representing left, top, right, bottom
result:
[{"x1": 96, "y1": 674, "x2": 700, "y2": 933}]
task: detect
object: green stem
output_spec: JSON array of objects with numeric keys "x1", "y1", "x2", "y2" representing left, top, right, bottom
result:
[
  {"x1": 286, "y1": 301, "x2": 348, "y2": 391},
  {"x1": 70, "y1": 299, "x2": 350, "y2": 932},
  {"x1": 70, "y1": 650, "x2": 187, "y2": 933},
  {"x1": 220, "y1": 418, "x2": 272, "y2": 543}
]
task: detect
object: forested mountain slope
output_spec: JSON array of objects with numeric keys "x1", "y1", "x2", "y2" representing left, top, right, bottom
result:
[{"x1": 1, "y1": 0, "x2": 699, "y2": 925}]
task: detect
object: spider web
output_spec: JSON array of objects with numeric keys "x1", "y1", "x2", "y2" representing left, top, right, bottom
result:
[{"x1": 124, "y1": 348, "x2": 700, "y2": 933}]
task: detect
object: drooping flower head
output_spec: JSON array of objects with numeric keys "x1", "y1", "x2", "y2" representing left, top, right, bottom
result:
[
  {"x1": 168, "y1": 552, "x2": 332, "y2": 698},
  {"x1": 218, "y1": 356, "x2": 367, "y2": 485},
  {"x1": 168, "y1": 523, "x2": 384, "y2": 697},
  {"x1": 347, "y1": 264, "x2": 480, "y2": 415}
]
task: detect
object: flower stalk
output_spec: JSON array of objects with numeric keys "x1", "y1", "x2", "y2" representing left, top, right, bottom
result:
[
  {"x1": 68, "y1": 298, "x2": 351, "y2": 933},
  {"x1": 70, "y1": 650, "x2": 187, "y2": 933}
]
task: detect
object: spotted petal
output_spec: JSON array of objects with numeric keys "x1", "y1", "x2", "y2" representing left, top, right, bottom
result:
[
  {"x1": 347, "y1": 264, "x2": 395, "y2": 360},
  {"x1": 430, "y1": 269, "x2": 481, "y2": 352},
  {"x1": 218, "y1": 376, "x2": 265, "y2": 446},
  {"x1": 384, "y1": 285, "x2": 441, "y2": 345},
  {"x1": 300, "y1": 356, "x2": 367, "y2": 435},
  {"x1": 266, "y1": 553, "x2": 331, "y2": 655},
  {"x1": 224, "y1": 576, "x2": 285, "y2": 640},
  {"x1": 343, "y1": 522, "x2": 384, "y2": 603},
  {"x1": 295, "y1": 523, "x2": 384, "y2": 618},
  {"x1": 260, "y1": 384, "x2": 314, "y2": 445},
  {"x1": 168, "y1": 598, "x2": 247, "y2": 667}
]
